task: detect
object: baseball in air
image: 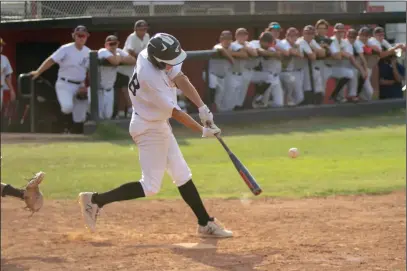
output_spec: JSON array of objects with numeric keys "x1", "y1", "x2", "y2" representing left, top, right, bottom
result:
[{"x1": 288, "y1": 148, "x2": 299, "y2": 158}]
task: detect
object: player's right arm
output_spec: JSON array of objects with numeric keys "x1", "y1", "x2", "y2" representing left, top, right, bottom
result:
[
  {"x1": 30, "y1": 46, "x2": 67, "y2": 79},
  {"x1": 257, "y1": 48, "x2": 281, "y2": 59}
]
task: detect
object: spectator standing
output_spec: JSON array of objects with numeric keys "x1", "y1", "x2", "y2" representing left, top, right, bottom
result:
[
  {"x1": 0, "y1": 38, "x2": 16, "y2": 110},
  {"x1": 378, "y1": 55, "x2": 405, "y2": 99},
  {"x1": 30, "y1": 25, "x2": 91, "y2": 134},
  {"x1": 345, "y1": 29, "x2": 372, "y2": 101},
  {"x1": 329, "y1": 23, "x2": 365, "y2": 103},
  {"x1": 279, "y1": 27, "x2": 303, "y2": 106},
  {"x1": 297, "y1": 25, "x2": 324, "y2": 105},
  {"x1": 97, "y1": 35, "x2": 136, "y2": 119},
  {"x1": 116, "y1": 20, "x2": 150, "y2": 118},
  {"x1": 233, "y1": 28, "x2": 258, "y2": 110},
  {"x1": 314, "y1": 19, "x2": 334, "y2": 95},
  {"x1": 206, "y1": 31, "x2": 234, "y2": 111},
  {"x1": 249, "y1": 32, "x2": 284, "y2": 108}
]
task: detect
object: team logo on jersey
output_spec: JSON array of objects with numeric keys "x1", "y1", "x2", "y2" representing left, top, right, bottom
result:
[{"x1": 79, "y1": 57, "x2": 88, "y2": 68}]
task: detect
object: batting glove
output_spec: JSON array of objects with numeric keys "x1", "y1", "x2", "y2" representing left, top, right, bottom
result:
[
  {"x1": 198, "y1": 104, "x2": 214, "y2": 127},
  {"x1": 202, "y1": 124, "x2": 221, "y2": 138}
]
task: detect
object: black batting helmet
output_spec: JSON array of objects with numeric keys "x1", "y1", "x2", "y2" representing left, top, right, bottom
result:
[{"x1": 147, "y1": 33, "x2": 187, "y2": 70}]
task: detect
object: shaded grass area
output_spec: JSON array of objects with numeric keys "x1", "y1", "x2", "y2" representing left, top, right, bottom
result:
[{"x1": 1, "y1": 111, "x2": 405, "y2": 200}]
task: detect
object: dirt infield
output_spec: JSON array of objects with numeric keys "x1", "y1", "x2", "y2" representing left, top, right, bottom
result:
[{"x1": 1, "y1": 192, "x2": 405, "y2": 271}]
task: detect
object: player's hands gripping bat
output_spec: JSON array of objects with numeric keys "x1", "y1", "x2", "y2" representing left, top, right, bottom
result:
[{"x1": 214, "y1": 134, "x2": 262, "y2": 196}]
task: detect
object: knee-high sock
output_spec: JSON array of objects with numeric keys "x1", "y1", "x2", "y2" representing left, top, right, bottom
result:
[
  {"x1": 331, "y1": 78, "x2": 350, "y2": 99},
  {"x1": 1, "y1": 184, "x2": 24, "y2": 199},
  {"x1": 91, "y1": 182, "x2": 145, "y2": 208},
  {"x1": 178, "y1": 180, "x2": 213, "y2": 226}
]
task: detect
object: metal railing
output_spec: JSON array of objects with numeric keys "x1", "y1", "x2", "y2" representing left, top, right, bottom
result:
[{"x1": 1, "y1": 1, "x2": 357, "y2": 22}]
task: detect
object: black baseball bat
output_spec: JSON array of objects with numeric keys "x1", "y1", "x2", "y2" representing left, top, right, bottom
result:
[{"x1": 215, "y1": 134, "x2": 262, "y2": 196}]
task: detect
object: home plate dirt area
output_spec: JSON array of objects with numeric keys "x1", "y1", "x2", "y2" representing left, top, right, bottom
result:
[{"x1": 1, "y1": 192, "x2": 405, "y2": 271}]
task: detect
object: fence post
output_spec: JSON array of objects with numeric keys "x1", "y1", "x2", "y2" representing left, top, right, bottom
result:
[{"x1": 89, "y1": 51, "x2": 99, "y2": 123}]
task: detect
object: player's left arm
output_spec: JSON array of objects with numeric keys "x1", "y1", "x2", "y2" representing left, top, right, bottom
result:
[{"x1": 172, "y1": 71, "x2": 214, "y2": 126}]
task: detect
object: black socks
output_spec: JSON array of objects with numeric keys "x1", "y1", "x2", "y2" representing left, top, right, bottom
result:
[
  {"x1": 2, "y1": 184, "x2": 24, "y2": 199},
  {"x1": 91, "y1": 182, "x2": 145, "y2": 208},
  {"x1": 331, "y1": 77, "x2": 350, "y2": 100},
  {"x1": 178, "y1": 180, "x2": 212, "y2": 226}
]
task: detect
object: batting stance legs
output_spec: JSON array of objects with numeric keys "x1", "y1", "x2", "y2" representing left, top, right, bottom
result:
[{"x1": 78, "y1": 115, "x2": 228, "y2": 236}]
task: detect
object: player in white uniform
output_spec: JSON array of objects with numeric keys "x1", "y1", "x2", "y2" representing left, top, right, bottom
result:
[
  {"x1": 0, "y1": 38, "x2": 16, "y2": 109},
  {"x1": 250, "y1": 32, "x2": 284, "y2": 108},
  {"x1": 345, "y1": 29, "x2": 372, "y2": 101},
  {"x1": 329, "y1": 23, "x2": 366, "y2": 103},
  {"x1": 30, "y1": 25, "x2": 90, "y2": 134},
  {"x1": 116, "y1": 20, "x2": 150, "y2": 118},
  {"x1": 231, "y1": 28, "x2": 257, "y2": 110},
  {"x1": 368, "y1": 27, "x2": 405, "y2": 59},
  {"x1": 97, "y1": 35, "x2": 136, "y2": 119},
  {"x1": 78, "y1": 33, "x2": 233, "y2": 238},
  {"x1": 206, "y1": 31, "x2": 235, "y2": 112},
  {"x1": 279, "y1": 28, "x2": 303, "y2": 105}
]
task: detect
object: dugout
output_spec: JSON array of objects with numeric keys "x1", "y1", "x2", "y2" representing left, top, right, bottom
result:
[{"x1": 0, "y1": 11, "x2": 405, "y2": 133}]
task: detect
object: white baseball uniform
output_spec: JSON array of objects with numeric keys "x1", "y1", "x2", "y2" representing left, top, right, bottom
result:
[
  {"x1": 117, "y1": 32, "x2": 150, "y2": 78},
  {"x1": 222, "y1": 41, "x2": 245, "y2": 111},
  {"x1": 127, "y1": 49, "x2": 190, "y2": 196},
  {"x1": 279, "y1": 39, "x2": 299, "y2": 104},
  {"x1": 347, "y1": 39, "x2": 373, "y2": 99},
  {"x1": 205, "y1": 44, "x2": 232, "y2": 111},
  {"x1": 297, "y1": 38, "x2": 323, "y2": 95},
  {"x1": 51, "y1": 43, "x2": 90, "y2": 123},
  {"x1": 329, "y1": 37, "x2": 354, "y2": 79},
  {"x1": 315, "y1": 36, "x2": 338, "y2": 94},
  {"x1": 239, "y1": 41, "x2": 261, "y2": 107},
  {"x1": 368, "y1": 37, "x2": 392, "y2": 51},
  {"x1": 97, "y1": 48, "x2": 129, "y2": 119},
  {"x1": 1, "y1": 54, "x2": 13, "y2": 109},
  {"x1": 249, "y1": 40, "x2": 284, "y2": 107}
]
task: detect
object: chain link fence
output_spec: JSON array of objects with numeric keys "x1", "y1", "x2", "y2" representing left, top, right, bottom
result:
[{"x1": 1, "y1": 1, "x2": 362, "y2": 22}]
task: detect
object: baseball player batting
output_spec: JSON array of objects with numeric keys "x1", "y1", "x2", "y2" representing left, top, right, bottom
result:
[
  {"x1": 30, "y1": 25, "x2": 91, "y2": 134},
  {"x1": 79, "y1": 33, "x2": 233, "y2": 238}
]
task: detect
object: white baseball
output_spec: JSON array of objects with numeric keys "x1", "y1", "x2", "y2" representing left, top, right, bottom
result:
[{"x1": 288, "y1": 147, "x2": 299, "y2": 158}]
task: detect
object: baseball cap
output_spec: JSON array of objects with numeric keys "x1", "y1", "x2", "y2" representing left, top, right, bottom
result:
[
  {"x1": 347, "y1": 29, "x2": 358, "y2": 38},
  {"x1": 358, "y1": 26, "x2": 371, "y2": 36},
  {"x1": 334, "y1": 23, "x2": 346, "y2": 31},
  {"x1": 373, "y1": 26, "x2": 385, "y2": 34},
  {"x1": 220, "y1": 30, "x2": 233, "y2": 39},
  {"x1": 135, "y1": 20, "x2": 148, "y2": 29},
  {"x1": 303, "y1": 25, "x2": 315, "y2": 34},
  {"x1": 74, "y1": 25, "x2": 89, "y2": 33},
  {"x1": 105, "y1": 35, "x2": 119, "y2": 43},
  {"x1": 259, "y1": 31, "x2": 274, "y2": 43},
  {"x1": 0, "y1": 37, "x2": 5, "y2": 45},
  {"x1": 235, "y1": 28, "x2": 248, "y2": 35},
  {"x1": 268, "y1": 22, "x2": 281, "y2": 29},
  {"x1": 286, "y1": 27, "x2": 299, "y2": 35}
]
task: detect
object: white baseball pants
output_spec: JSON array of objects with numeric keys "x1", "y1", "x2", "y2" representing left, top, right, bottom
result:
[
  {"x1": 251, "y1": 71, "x2": 284, "y2": 107},
  {"x1": 236, "y1": 69, "x2": 254, "y2": 107},
  {"x1": 221, "y1": 72, "x2": 244, "y2": 111},
  {"x1": 320, "y1": 65, "x2": 332, "y2": 95},
  {"x1": 359, "y1": 68, "x2": 374, "y2": 100},
  {"x1": 303, "y1": 65, "x2": 323, "y2": 93},
  {"x1": 280, "y1": 71, "x2": 296, "y2": 104},
  {"x1": 98, "y1": 88, "x2": 114, "y2": 120},
  {"x1": 129, "y1": 114, "x2": 192, "y2": 196},
  {"x1": 55, "y1": 79, "x2": 89, "y2": 123}
]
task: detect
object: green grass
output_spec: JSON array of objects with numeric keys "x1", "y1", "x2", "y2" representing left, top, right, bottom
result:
[{"x1": 1, "y1": 112, "x2": 405, "y2": 200}]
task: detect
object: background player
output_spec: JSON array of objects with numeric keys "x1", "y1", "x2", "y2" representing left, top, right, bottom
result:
[
  {"x1": 30, "y1": 25, "x2": 90, "y2": 134},
  {"x1": 116, "y1": 20, "x2": 150, "y2": 118},
  {"x1": 97, "y1": 35, "x2": 136, "y2": 119},
  {"x1": 78, "y1": 33, "x2": 233, "y2": 238},
  {"x1": 0, "y1": 38, "x2": 16, "y2": 110}
]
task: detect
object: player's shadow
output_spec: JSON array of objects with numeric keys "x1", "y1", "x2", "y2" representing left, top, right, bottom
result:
[
  {"x1": 1, "y1": 257, "x2": 30, "y2": 271},
  {"x1": 170, "y1": 239, "x2": 267, "y2": 271}
]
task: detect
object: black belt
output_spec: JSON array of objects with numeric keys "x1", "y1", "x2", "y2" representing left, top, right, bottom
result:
[
  {"x1": 60, "y1": 77, "x2": 82, "y2": 85},
  {"x1": 232, "y1": 72, "x2": 242, "y2": 76},
  {"x1": 210, "y1": 73, "x2": 224, "y2": 79},
  {"x1": 325, "y1": 64, "x2": 332, "y2": 67},
  {"x1": 100, "y1": 88, "x2": 113, "y2": 92}
]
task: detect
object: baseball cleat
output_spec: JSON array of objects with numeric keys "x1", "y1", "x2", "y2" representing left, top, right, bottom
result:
[
  {"x1": 78, "y1": 192, "x2": 100, "y2": 232},
  {"x1": 26, "y1": 171, "x2": 45, "y2": 189},
  {"x1": 197, "y1": 218, "x2": 233, "y2": 238}
]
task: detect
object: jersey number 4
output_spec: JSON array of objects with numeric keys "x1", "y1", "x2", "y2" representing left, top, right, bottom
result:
[{"x1": 128, "y1": 72, "x2": 140, "y2": 96}]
